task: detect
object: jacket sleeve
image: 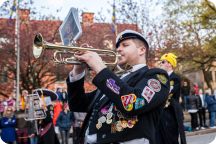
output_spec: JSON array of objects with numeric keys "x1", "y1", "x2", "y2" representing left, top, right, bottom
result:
[
  {"x1": 56, "y1": 112, "x2": 62, "y2": 127},
  {"x1": 169, "y1": 75, "x2": 181, "y2": 101},
  {"x1": 70, "y1": 112, "x2": 75, "y2": 122},
  {"x1": 206, "y1": 96, "x2": 216, "y2": 105},
  {"x1": 67, "y1": 76, "x2": 97, "y2": 112},
  {"x1": 92, "y1": 68, "x2": 170, "y2": 116}
]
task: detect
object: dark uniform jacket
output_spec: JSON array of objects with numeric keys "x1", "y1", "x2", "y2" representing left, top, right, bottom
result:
[
  {"x1": 67, "y1": 66, "x2": 170, "y2": 144},
  {"x1": 157, "y1": 72, "x2": 186, "y2": 144}
]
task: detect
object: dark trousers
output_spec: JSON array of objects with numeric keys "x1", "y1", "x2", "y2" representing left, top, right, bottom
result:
[
  {"x1": 156, "y1": 108, "x2": 179, "y2": 144},
  {"x1": 60, "y1": 129, "x2": 70, "y2": 144},
  {"x1": 189, "y1": 112, "x2": 198, "y2": 130},
  {"x1": 73, "y1": 127, "x2": 82, "y2": 144},
  {"x1": 198, "y1": 108, "x2": 207, "y2": 127},
  {"x1": 16, "y1": 128, "x2": 28, "y2": 144}
]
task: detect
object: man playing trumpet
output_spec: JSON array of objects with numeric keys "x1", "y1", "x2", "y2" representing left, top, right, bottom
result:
[{"x1": 67, "y1": 30, "x2": 170, "y2": 144}]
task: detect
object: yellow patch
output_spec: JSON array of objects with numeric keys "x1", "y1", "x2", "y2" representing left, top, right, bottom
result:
[
  {"x1": 157, "y1": 74, "x2": 168, "y2": 84},
  {"x1": 170, "y1": 80, "x2": 174, "y2": 86}
]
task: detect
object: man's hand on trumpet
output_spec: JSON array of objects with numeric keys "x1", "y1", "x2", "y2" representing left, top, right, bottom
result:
[{"x1": 73, "y1": 51, "x2": 107, "y2": 74}]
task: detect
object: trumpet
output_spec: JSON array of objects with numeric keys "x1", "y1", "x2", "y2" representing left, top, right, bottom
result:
[{"x1": 33, "y1": 33, "x2": 119, "y2": 66}]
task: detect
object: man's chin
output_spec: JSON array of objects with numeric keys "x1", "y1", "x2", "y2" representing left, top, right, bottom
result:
[{"x1": 117, "y1": 61, "x2": 126, "y2": 67}]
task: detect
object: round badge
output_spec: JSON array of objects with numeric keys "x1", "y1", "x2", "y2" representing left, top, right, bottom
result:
[
  {"x1": 127, "y1": 120, "x2": 134, "y2": 128},
  {"x1": 106, "y1": 118, "x2": 112, "y2": 124},
  {"x1": 115, "y1": 121, "x2": 123, "y2": 132},
  {"x1": 96, "y1": 122, "x2": 102, "y2": 129},
  {"x1": 106, "y1": 112, "x2": 113, "y2": 119},
  {"x1": 121, "y1": 120, "x2": 128, "y2": 128},
  {"x1": 147, "y1": 79, "x2": 161, "y2": 92}
]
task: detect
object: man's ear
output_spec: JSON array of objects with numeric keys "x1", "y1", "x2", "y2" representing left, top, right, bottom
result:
[{"x1": 139, "y1": 46, "x2": 146, "y2": 56}]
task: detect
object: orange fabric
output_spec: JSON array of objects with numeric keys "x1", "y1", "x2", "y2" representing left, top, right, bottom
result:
[
  {"x1": 20, "y1": 96, "x2": 25, "y2": 110},
  {"x1": 53, "y1": 101, "x2": 62, "y2": 125},
  {"x1": 41, "y1": 94, "x2": 46, "y2": 109}
]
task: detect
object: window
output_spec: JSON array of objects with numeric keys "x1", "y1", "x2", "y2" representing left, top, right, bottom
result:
[
  {"x1": 0, "y1": 67, "x2": 8, "y2": 83},
  {"x1": 0, "y1": 37, "x2": 10, "y2": 49},
  {"x1": 207, "y1": 71, "x2": 213, "y2": 82}
]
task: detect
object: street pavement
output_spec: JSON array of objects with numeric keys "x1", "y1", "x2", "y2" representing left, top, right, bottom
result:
[{"x1": 187, "y1": 132, "x2": 216, "y2": 144}]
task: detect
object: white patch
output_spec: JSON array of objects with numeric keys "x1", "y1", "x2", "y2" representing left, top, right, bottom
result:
[
  {"x1": 147, "y1": 79, "x2": 161, "y2": 92},
  {"x1": 169, "y1": 86, "x2": 174, "y2": 93},
  {"x1": 142, "y1": 86, "x2": 155, "y2": 103}
]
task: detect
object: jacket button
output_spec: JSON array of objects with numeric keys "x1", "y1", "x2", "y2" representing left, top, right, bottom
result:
[{"x1": 102, "y1": 134, "x2": 106, "y2": 138}]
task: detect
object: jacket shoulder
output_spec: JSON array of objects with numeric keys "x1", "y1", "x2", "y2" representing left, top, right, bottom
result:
[
  {"x1": 170, "y1": 72, "x2": 181, "y2": 84},
  {"x1": 145, "y1": 68, "x2": 169, "y2": 84},
  {"x1": 145, "y1": 68, "x2": 168, "y2": 76}
]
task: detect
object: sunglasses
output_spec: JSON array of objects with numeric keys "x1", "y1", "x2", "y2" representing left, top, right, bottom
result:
[{"x1": 160, "y1": 60, "x2": 167, "y2": 64}]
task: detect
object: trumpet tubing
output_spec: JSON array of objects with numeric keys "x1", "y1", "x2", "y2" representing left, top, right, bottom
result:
[{"x1": 33, "y1": 33, "x2": 119, "y2": 66}]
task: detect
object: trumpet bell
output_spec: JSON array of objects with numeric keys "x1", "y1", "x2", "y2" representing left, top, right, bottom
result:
[{"x1": 33, "y1": 33, "x2": 44, "y2": 59}]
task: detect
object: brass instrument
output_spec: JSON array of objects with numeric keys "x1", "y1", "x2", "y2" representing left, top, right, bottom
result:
[{"x1": 33, "y1": 33, "x2": 119, "y2": 66}]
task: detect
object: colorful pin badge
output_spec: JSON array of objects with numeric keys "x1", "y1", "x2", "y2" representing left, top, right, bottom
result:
[
  {"x1": 121, "y1": 94, "x2": 137, "y2": 111},
  {"x1": 135, "y1": 98, "x2": 145, "y2": 110},
  {"x1": 106, "y1": 78, "x2": 120, "y2": 94}
]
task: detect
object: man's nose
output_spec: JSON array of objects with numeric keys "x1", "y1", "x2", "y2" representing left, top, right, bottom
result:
[{"x1": 117, "y1": 46, "x2": 122, "y2": 52}]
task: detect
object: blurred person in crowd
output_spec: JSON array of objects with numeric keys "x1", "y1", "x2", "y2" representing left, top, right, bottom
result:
[
  {"x1": 62, "y1": 88, "x2": 68, "y2": 104},
  {"x1": 187, "y1": 89, "x2": 200, "y2": 131},
  {"x1": 0, "y1": 97, "x2": 6, "y2": 118},
  {"x1": 214, "y1": 89, "x2": 216, "y2": 101},
  {"x1": 197, "y1": 89, "x2": 207, "y2": 129},
  {"x1": 157, "y1": 53, "x2": 186, "y2": 144},
  {"x1": 56, "y1": 87, "x2": 63, "y2": 102},
  {"x1": 27, "y1": 120, "x2": 38, "y2": 144},
  {"x1": 38, "y1": 105, "x2": 60, "y2": 144},
  {"x1": 16, "y1": 90, "x2": 29, "y2": 144},
  {"x1": 20, "y1": 90, "x2": 28, "y2": 110},
  {"x1": 73, "y1": 112, "x2": 86, "y2": 144},
  {"x1": 193, "y1": 83, "x2": 199, "y2": 95},
  {"x1": 205, "y1": 92, "x2": 216, "y2": 128},
  {"x1": 1, "y1": 106, "x2": 16, "y2": 144},
  {"x1": 35, "y1": 89, "x2": 60, "y2": 144},
  {"x1": 53, "y1": 100, "x2": 63, "y2": 126},
  {"x1": 67, "y1": 30, "x2": 170, "y2": 144},
  {"x1": 56, "y1": 103, "x2": 74, "y2": 144},
  {"x1": 6, "y1": 95, "x2": 16, "y2": 108},
  {"x1": 53, "y1": 100, "x2": 63, "y2": 140},
  {"x1": 181, "y1": 80, "x2": 190, "y2": 111}
]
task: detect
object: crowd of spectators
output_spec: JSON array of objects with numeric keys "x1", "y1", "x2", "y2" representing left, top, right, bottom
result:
[
  {"x1": 182, "y1": 81, "x2": 216, "y2": 131},
  {"x1": 0, "y1": 87, "x2": 86, "y2": 144},
  {"x1": 1, "y1": 83, "x2": 216, "y2": 143}
]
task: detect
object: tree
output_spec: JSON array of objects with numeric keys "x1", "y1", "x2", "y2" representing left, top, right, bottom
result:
[
  {"x1": 156, "y1": 0, "x2": 216, "y2": 91},
  {"x1": 0, "y1": 0, "x2": 74, "y2": 97}
]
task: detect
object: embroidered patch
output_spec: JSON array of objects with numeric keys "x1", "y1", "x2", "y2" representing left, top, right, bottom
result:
[
  {"x1": 121, "y1": 94, "x2": 137, "y2": 111},
  {"x1": 157, "y1": 74, "x2": 168, "y2": 84},
  {"x1": 135, "y1": 98, "x2": 145, "y2": 110},
  {"x1": 142, "y1": 86, "x2": 155, "y2": 103},
  {"x1": 106, "y1": 78, "x2": 120, "y2": 94},
  {"x1": 147, "y1": 79, "x2": 161, "y2": 92}
]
